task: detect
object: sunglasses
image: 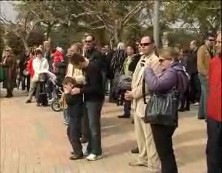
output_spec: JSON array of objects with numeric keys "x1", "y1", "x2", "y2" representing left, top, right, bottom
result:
[
  {"x1": 140, "y1": 43, "x2": 151, "y2": 47},
  {"x1": 159, "y1": 58, "x2": 171, "y2": 63},
  {"x1": 85, "y1": 40, "x2": 92, "y2": 43},
  {"x1": 208, "y1": 39, "x2": 215, "y2": 42}
]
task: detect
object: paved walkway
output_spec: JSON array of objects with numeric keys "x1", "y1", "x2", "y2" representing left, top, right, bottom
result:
[{"x1": 1, "y1": 90, "x2": 207, "y2": 173}]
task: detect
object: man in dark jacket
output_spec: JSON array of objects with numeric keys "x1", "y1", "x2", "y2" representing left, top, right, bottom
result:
[
  {"x1": 84, "y1": 35, "x2": 108, "y2": 92},
  {"x1": 70, "y1": 53, "x2": 104, "y2": 161},
  {"x1": 188, "y1": 40, "x2": 201, "y2": 104}
]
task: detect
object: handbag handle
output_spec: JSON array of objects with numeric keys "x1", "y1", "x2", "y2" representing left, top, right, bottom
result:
[{"x1": 142, "y1": 78, "x2": 147, "y2": 104}]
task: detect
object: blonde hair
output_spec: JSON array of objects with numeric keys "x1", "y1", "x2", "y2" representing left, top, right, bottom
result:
[
  {"x1": 158, "y1": 47, "x2": 179, "y2": 61},
  {"x1": 70, "y1": 43, "x2": 82, "y2": 53},
  {"x1": 117, "y1": 42, "x2": 125, "y2": 50}
]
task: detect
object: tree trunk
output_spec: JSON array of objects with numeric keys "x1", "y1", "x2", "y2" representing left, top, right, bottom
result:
[
  {"x1": 113, "y1": 27, "x2": 122, "y2": 45},
  {"x1": 21, "y1": 37, "x2": 29, "y2": 51},
  {"x1": 46, "y1": 24, "x2": 53, "y2": 40}
]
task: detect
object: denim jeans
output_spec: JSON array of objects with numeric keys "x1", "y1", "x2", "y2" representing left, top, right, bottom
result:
[
  {"x1": 206, "y1": 117, "x2": 222, "y2": 173},
  {"x1": 63, "y1": 109, "x2": 70, "y2": 124},
  {"x1": 85, "y1": 100, "x2": 104, "y2": 155},
  {"x1": 198, "y1": 74, "x2": 208, "y2": 119},
  {"x1": 67, "y1": 116, "x2": 83, "y2": 156}
]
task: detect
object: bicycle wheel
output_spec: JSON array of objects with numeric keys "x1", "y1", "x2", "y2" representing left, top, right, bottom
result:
[{"x1": 51, "y1": 99, "x2": 62, "y2": 112}]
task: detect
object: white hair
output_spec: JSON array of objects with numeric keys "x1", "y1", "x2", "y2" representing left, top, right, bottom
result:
[
  {"x1": 117, "y1": 42, "x2": 125, "y2": 50},
  {"x1": 56, "y1": 47, "x2": 63, "y2": 52}
]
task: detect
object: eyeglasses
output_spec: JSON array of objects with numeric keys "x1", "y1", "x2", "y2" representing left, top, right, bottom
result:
[
  {"x1": 140, "y1": 43, "x2": 151, "y2": 47},
  {"x1": 159, "y1": 59, "x2": 165, "y2": 63},
  {"x1": 208, "y1": 39, "x2": 215, "y2": 42},
  {"x1": 85, "y1": 40, "x2": 92, "y2": 43},
  {"x1": 159, "y1": 58, "x2": 171, "y2": 63}
]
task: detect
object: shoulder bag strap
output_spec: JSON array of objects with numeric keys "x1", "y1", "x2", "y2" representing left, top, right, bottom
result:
[{"x1": 142, "y1": 78, "x2": 147, "y2": 104}]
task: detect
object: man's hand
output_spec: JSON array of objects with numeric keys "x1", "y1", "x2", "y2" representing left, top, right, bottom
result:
[
  {"x1": 71, "y1": 88, "x2": 81, "y2": 95},
  {"x1": 125, "y1": 91, "x2": 133, "y2": 101}
]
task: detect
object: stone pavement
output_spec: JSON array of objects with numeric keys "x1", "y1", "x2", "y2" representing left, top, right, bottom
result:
[{"x1": 0, "y1": 90, "x2": 207, "y2": 173}]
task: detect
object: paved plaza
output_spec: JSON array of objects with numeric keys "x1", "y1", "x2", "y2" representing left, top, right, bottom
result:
[{"x1": 1, "y1": 90, "x2": 207, "y2": 173}]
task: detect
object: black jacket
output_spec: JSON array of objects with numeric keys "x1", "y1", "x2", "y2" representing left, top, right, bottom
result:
[
  {"x1": 186, "y1": 49, "x2": 198, "y2": 75},
  {"x1": 81, "y1": 61, "x2": 105, "y2": 101},
  {"x1": 128, "y1": 54, "x2": 141, "y2": 73},
  {"x1": 85, "y1": 48, "x2": 108, "y2": 73},
  {"x1": 65, "y1": 93, "x2": 83, "y2": 118}
]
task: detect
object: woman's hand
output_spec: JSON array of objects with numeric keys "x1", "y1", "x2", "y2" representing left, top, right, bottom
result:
[
  {"x1": 124, "y1": 91, "x2": 133, "y2": 100},
  {"x1": 71, "y1": 88, "x2": 81, "y2": 95}
]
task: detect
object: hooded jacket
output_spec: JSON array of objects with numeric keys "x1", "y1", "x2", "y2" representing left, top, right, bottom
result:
[
  {"x1": 144, "y1": 62, "x2": 189, "y2": 94},
  {"x1": 52, "y1": 50, "x2": 64, "y2": 63}
]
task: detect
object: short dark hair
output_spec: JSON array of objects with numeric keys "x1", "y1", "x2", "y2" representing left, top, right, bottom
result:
[
  {"x1": 63, "y1": 77, "x2": 77, "y2": 86},
  {"x1": 204, "y1": 33, "x2": 215, "y2": 40},
  {"x1": 127, "y1": 45, "x2": 136, "y2": 53},
  {"x1": 70, "y1": 53, "x2": 85, "y2": 65}
]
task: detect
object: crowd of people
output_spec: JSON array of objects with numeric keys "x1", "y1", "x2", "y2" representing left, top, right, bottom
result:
[{"x1": 0, "y1": 31, "x2": 221, "y2": 173}]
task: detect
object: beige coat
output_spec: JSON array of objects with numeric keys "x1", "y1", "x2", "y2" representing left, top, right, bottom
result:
[
  {"x1": 131, "y1": 53, "x2": 161, "y2": 118},
  {"x1": 197, "y1": 45, "x2": 211, "y2": 78},
  {"x1": 66, "y1": 63, "x2": 85, "y2": 84}
]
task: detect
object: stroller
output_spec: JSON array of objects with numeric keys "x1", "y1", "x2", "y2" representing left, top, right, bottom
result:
[
  {"x1": 36, "y1": 73, "x2": 48, "y2": 106},
  {"x1": 50, "y1": 80, "x2": 63, "y2": 112}
]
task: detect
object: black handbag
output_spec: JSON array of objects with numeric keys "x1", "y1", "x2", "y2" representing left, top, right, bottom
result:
[{"x1": 142, "y1": 79, "x2": 179, "y2": 126}]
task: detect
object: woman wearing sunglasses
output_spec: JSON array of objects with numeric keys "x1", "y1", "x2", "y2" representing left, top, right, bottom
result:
[{"x1": 144, "y1": 47, "x2": 189, "y2": 173}]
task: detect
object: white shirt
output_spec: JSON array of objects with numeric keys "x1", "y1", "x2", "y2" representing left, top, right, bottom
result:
[{"x1": 32, "y1": 57, "x2": 49, "y2": 81}]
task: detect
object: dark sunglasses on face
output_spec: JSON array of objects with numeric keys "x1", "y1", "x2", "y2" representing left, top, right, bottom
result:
[
  {"x1": 85, "y1": 40, "x2": 92, "y2": 43},
  {"x1": 140, "y1": 43, "x2": 151, "y2": 47},
  {"x1": 208, "y1": 39, "x2": 215, "y2": 42}
]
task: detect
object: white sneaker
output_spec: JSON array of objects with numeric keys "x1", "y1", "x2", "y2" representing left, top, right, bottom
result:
[
  {"x1": 193, "y1": 102, "x2": 199, "y2": 106},
  {"x1": 86, "y1": 154, "x2": 103, "y2": 161}
]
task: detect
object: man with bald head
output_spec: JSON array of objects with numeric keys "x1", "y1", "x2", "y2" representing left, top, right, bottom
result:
[
  {"x1": 206, "y1": 32, "x2": 222, "y2": 173},
  {"x1": 125, "y1": 36, "x2": 161, "y2": 172}
]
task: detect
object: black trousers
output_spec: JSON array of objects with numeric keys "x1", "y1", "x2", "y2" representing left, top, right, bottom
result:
[
  {"x1": 190, "y1": 73, "x2": 201, "y2": 103},
  {"x1": 151, "y1": 124, "x2": 178, "y2": 173},
  {"x1": 206, "y1": 117, "x2": 222, "y2": 173},
  {"x1": 67, "y1": 116, "x2": 83, "y2": 156},
  {"x1": 21, "y1": 75, "x2": 30, "y2": 91},
  {"x1": 179, "y1": 87, "x2": 190, "y2": 110}
]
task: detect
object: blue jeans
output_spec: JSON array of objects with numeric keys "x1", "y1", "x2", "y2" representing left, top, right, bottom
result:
[
  {"x1": 63, "y1": 109, "x2": 70, "y2": 124},
  {"x1": 85, "y1": 100, "x2": 104, "y2": 155},
  {"x1": 198, "y1": 74, "x2": 208, "y2": 119}
]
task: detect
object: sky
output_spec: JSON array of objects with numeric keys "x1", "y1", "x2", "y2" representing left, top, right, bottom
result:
[{"x1": 0, "y1": 1, "x2": 18, "y2": 22}]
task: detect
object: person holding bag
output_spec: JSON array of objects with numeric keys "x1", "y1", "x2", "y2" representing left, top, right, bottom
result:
[{"x1": 144, "y1": 47, "x2": 189, "y2": 173}]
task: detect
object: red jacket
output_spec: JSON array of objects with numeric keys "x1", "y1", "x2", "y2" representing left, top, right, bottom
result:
[
  {"x1": 27, "y1": 56, "x2": 35, "y2": 78},
  {"x1": 52, "y1": 51, "x2": 64, "y2": 63},
  {"x1": 207, "y1": 56, "x2": 222, "y2": 122}
]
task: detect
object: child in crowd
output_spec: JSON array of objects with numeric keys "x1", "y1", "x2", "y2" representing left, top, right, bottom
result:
[{"x1": 63, "y1": 77, "x2": 83, "y2": 160}]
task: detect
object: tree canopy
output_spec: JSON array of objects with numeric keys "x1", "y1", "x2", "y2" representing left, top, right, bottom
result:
[{"x1": 0, "y1": 0, "x2": 221, "y2": 54}]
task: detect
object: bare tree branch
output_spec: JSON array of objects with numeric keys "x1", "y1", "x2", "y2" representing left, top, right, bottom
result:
[{"x1": 122, "y1": 1, "x2": 148, "y2": 26}]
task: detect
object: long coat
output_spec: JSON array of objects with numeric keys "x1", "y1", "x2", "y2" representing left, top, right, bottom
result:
[
  {"x1": 131, "y1": 53, "x2": 161, "y2": 118},
  {"x1": 207, "y1": 56, "x2": 221, "y2": 122},
  {"x1": 2, "y1": 55, "x2": 16, "y2": 90}
]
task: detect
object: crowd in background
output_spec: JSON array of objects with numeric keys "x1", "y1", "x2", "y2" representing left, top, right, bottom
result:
[{"x1": 0, "y1": 31, "x2": 221, "y2": 173}]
